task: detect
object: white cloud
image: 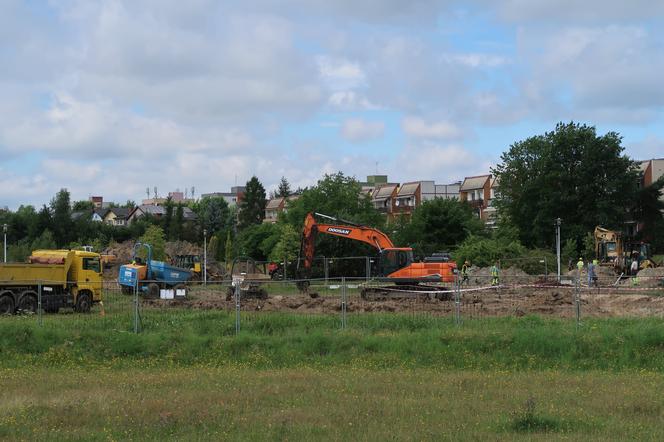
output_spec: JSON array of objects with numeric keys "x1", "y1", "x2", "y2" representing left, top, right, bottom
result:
[
  {"x1": 443, "y1": 53, "x2": 508, "y2": 68},
  {"x1": 495, "y1": 0, "x2": 664, "y2": 22},
  {"x1": 341, "y1": 118, "x2": 385, "y2": 142},
  {"x1": 626, "y1": 135, "x2": 664, "y2": 160},
  {"x1": 327, "y1": 91, "x2": 379, "y2": 110},
  {"x1": 2, "y1": 0, "x2": 664, "y2": 210},
  {"x1": 1, "y1": 94, "x2": 253, "y2": 159},
  {"x1": 516, "y1": 25, "x2": 664, "y2": 119},
  {"x1": 402, "y1": 116, "x2": 463, "y2": 139},
  {"x1": 317, "y1": 56, "x2": 366, "y2": 90},
  {"x1": 395, "y1": 142, "x2": 493, "y2": 181}
]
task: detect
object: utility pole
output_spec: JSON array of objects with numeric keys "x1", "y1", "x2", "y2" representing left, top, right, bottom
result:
[
  {"x1": 203, "y1": 229, "x2": 208, "y2": 286},
  {"x1": 3, "y1": 224, "x2": 7, "y2": 263},
  {"x1": 555, "y1": 218, "x2": 561, "y2": 282}
]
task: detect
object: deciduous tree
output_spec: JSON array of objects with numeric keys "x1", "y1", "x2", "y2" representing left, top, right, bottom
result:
[{"x1": 494, "y1": 122, "x2": 638, "y2": 249}]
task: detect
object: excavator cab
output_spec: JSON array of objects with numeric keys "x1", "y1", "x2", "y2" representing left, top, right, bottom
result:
[{"x1": 377, "y1": 248, "x2": 414, "y2": 277}]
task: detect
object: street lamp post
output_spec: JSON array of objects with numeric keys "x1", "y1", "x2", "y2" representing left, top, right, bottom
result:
[
  {"x1": 3, "y1": 224, "x2": 7, "y2": 263},
  {"x1": 203, "y1": 229, "x2": 207, "y2": 286}
]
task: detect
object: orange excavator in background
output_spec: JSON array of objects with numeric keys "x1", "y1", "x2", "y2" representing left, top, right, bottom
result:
[{"x1": 299, "y1": 212, "x2": 457, "y2": 299}]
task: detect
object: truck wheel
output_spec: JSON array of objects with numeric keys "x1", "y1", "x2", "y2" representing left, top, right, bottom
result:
[
  {"x1": 147, "y1": 283, "x2": 160, "y2": 298},
  {"x1": 75, "y1": 293, "x2": 92, "y2": 313},
  {"x1": 17, "y1": 294, "x2": 38, "y2": 314},
  {"x1": 0, "y1": 295, "x2": 14, "y2": 315}
]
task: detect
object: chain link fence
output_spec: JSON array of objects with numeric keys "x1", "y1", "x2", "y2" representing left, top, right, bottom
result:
[{"x1": 1, "y1": 269, "x2": 663, "y2": 332}]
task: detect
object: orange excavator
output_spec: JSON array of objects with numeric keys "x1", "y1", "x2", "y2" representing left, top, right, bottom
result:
[{"x1": 299, "y1": 212, "x2": 457, "y2": 299}]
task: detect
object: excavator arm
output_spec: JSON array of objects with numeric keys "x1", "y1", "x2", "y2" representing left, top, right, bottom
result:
[{"x1": 300, "y1": 212, "x2": 395, "y2": 269}]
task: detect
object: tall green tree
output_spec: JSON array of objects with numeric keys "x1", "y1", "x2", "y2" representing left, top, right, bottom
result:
[
  {"x1": 394, "y1": 199, "x2": 484, "y2": 255},
  {"x1": 12, "y1": 205, "x2": 38, "y2": 242},
  {"x1": 162, "y1": 196, "x2": 174, "y2": 238},
  {"x1": 284, "y1": 172, "x2": 383, "y2": 272},
  {"x1": 633, "y1": 176, "x2": 664, "y2": 251},
  {"x1": 36, "y1": 205, "x2": 53, "y2": 238},
  {"x1": 238, "y1": 176, "x2": 267, "y2": 229},
  {"x1": 170, "y1": 204, "x2": 184, "y2": 240},
  {"x1": 50, "y1": 189, "x2": 73, "y2": 247},
  {"x1": 270, "y1": 224, "x2": 300, "y2": 263},
  {"x1": 198, "y1": 196, "x2": 230, "y2": 234},
  {"x1": 276, "y1": 176, "x2": 292, "y2": 198},
  {"x1": 494, "y1": 122, "x2": 639, "y2": 248},
  {"x1": 237, "y1": 223, "x2": 281, "y2": 261},
  {"x1": 139, "y1": 225, "x2": 167, "y2": 261},
  {"x1": 285, "y1": 172, "x2": 382, "y2": 228},
  {"x1": 72, "y1": 200, "x2": 94, "y2": 211},
  {"x1": 225, "y1": 231, "x2": 233, "y2": 269}
]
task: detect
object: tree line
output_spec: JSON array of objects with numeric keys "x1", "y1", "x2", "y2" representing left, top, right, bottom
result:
[{"x1": 1, "y1": 122, "x2": 662, "y2": 270}]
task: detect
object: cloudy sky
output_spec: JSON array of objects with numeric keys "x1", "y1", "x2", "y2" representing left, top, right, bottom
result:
[{"x1": 1, "y1": 0, "x2": 663, "y2": 209}]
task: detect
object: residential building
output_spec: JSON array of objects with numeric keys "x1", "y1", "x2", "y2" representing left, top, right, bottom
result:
[
  {"x1": 264, "y1": 195, "x2": 300, "y2": 223},
  {"x1": 434, "y1": 181, "x2": 461, "y2": 200},
  {"x1": 483, "y1": 177, "x2": 500, "y2": 228},
  {"x1": 71, "y1": 209, "x2": 106, "y2": 222},
  {"x1": 89, "y1": 196, "x2": 103, "y2": 208},
  {"x1": 360, "y1": 175, "x2": 395, "y2": 199},
  {"x1": 264, "y1": 197, "x2": 285, "y2": 223},
  {"x1": 371, "y1": 184, "x2": 399, "y2": 214},
  {"x1": 392, "y1": 182, "x2": 421, "y2": 219},
  {"x1": 103, "y1": 207, "x2": 131, "y2": 227},
  {"x1": 141, "y1": 190, "x2": 195, "y2": 206},
  {"x1": 641, "y1": 158, "x2": 664, "y2": 198},
  {"x1": 201, "y1": 186, "x2": 246, "y2": 207},
  {"x1": 459, "y1": 174, "x2": 492, "y2": 218},
  {"x1": 127, "y1": 205, "x2": 197, "y2": 224}
]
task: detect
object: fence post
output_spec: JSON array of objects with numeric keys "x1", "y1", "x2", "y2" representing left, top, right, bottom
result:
[
  {"x1": 341, "y1": 277, "x2": 347, "y2": 330},
  {"x1": 234, "y1": 282, "x2": 241, "y2": 335},
  {"x1": 283, "y1": 257, "x2": 287, "y2": 281},
  {"x1": 38, "y1": 281, "x2": 42, "y2": 326},
  {"x1": 454, "y1": 272, "x2": 461, "y2": 326},
  {"x1": 365, "y1": 257, "x2": 370, "y2": 283}
]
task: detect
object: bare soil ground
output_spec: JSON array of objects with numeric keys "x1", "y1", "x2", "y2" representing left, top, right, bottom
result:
[{"x1": 142, "y1": 282, "x2": 664, "y2": 318}]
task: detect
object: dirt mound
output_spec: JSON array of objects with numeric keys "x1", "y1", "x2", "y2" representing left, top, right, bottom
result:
[
  {"x1": 616, "y1": 267, "x2": 664, "y2": 288},
  {"x1": 104, "y1": 240, "x2": 136, "y2": 264},
  {"x1": 165, "y1": 241, "x2": 201, "y2": 258},
  {"x1": 637, "y1": 267, "x2": 664, "y2": 278},
  {"x1": 138, "y1": 283, "x2": 664, "y2": 318}
]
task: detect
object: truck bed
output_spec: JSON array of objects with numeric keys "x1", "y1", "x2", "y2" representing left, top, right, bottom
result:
[{"x1": 0, "y1": 263, "x2": 68, "y2": 286}]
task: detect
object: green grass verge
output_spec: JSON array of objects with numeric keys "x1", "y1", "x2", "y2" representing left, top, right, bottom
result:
[
  {"x1": 1, "y1": 368, "x2": 663, "y2": 441},
  {"x1": 2, "y1": 310, "x2": 664, "y2": 371}
]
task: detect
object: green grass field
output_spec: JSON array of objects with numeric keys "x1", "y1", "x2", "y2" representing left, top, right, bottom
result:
[{"x1": 2, "y1": 310, "x2": 664, "y2": 440}]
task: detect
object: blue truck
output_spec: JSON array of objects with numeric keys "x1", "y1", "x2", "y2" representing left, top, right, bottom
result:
[{"x1": 118, "y1": 243, "x2": 192, "y2": 297}]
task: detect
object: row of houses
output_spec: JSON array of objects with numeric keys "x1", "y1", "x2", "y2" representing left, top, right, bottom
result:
[
  {"x1": 79, "y1": 159, "x2": 663, "y2": 229},
  {"x1": 261, "y1": 160, "x2": 663, "y2": 228},
  {"x1": 72, "y1": 203, "x2": 197, "y2": 226},
  {"x1": 261, "y1": 174, "x2": 501, "y2": 225}
]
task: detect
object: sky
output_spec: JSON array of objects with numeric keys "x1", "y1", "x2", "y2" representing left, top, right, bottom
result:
[{"x1": 1, "y1": 0, "x2": 663, "y2": 210}]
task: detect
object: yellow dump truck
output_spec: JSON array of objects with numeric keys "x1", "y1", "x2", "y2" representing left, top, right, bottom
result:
[{"x1": 0, "y1": 250, "x2": 103, "y2": 315}]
